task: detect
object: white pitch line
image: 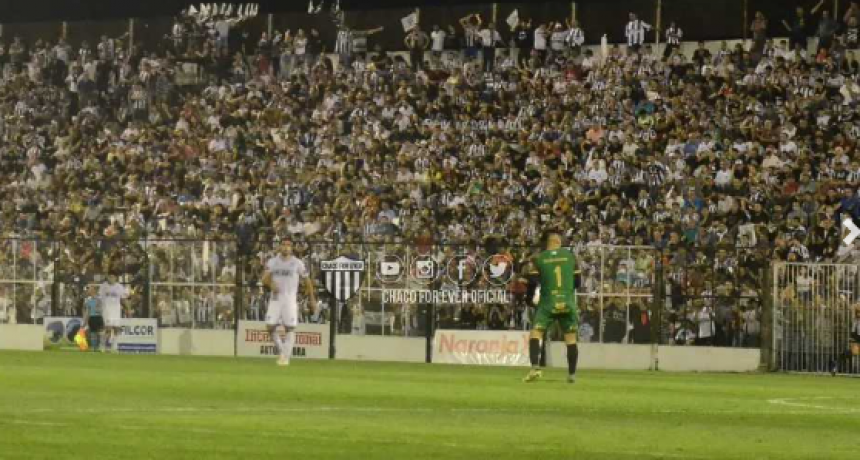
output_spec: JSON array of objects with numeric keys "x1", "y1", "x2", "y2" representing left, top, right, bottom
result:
[
  {"x1": 0, "y1": 405, "x2": 844, "y2": 417},
  {"x1": 5, "y1": 419, "x2": 68, "y2": 427},
  {"x1": 767, "y1": 397, "x2": 860, "y2": 414}
]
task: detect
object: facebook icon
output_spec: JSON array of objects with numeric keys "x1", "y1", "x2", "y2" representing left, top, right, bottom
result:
[{"x1": 447, "y1": 256, "x2": 477, "y2": 286}]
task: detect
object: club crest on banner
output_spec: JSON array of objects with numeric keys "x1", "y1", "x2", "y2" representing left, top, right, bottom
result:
[{"x1": 321, "y1": 256, "x2": 366, "y2": 302}]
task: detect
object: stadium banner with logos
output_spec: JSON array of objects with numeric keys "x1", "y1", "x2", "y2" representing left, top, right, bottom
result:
[
  {"x1": 43, "y1": 317, "x2": 158, "y2": 354},
  {"x1": 118, "y1": 319, "x2": 158, "y2": 354},
  {"x1": 237, "y1": 321, "x2": 329, "y2": 359},
  {"x1": 433, "y1": 330, "x2": 530, "y2": 367},
  {"x1": 43, "y1": 317, "x2": 86, "y2": 351}
]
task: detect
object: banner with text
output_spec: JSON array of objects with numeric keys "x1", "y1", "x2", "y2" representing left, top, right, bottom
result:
[
  {"x1": 43, "y1": 317, "x2": 157, "y2": 354},
  {"x1": 433, "y1": 330, "x2": 530, "y2": 367},
  {"x1": 237, "y1": 321, "x2": 329, "y2": 359},
  {"x1": 118, "y1": 319, "x2": 158, "y2": 354}
]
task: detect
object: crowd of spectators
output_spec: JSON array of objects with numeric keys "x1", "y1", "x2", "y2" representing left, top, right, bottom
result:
[{"x1": 1, "y1": 3, "x2": 860, "y2": 348}]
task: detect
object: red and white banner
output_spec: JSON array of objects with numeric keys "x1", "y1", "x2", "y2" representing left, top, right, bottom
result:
[
  {"x1": 433, "y1": 330, "x2": 530, "y2": 367},
  {"x1": 237, "y1": 321, "x2": 328, "y2": 359}
]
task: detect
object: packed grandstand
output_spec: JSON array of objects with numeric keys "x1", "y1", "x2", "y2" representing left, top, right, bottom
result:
[{"x1": 0, "y1": 2, "x2": 859, "y2": 358}]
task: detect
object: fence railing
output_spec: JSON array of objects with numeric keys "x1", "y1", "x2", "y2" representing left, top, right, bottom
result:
[
  {"x1": 773, "y1": 262, "x2": 860, "y2": 375},
  {"x1": 0, "y1": 237, "x2": 771, "y2": 351}
]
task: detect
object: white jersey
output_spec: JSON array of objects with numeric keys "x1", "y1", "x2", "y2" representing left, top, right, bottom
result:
[
  {"x1": 266, "y1": 255, "x2": 308, "y2": 303},
  {"x1": 99, "y1": 283, "x2": 128, "y2": 310},
  {"x1": 431, "y1": 30, "x2": 447, "y2": 51}
]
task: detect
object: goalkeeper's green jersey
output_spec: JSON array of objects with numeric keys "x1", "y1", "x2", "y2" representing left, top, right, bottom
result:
[{"x1": 534, "y1": 248, "x2": 577, "y2": 303}]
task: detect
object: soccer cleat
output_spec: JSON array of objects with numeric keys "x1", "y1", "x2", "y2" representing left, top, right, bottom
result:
[
  {"x1": 522, "y1": 369, "x2": 542, "y2": 383},
  {"x1": 277, "y1": 356, "x2": 290, "y2": 367},
  {"x1": 567, "y1": 375, "x2": 576, "y2": 384}
]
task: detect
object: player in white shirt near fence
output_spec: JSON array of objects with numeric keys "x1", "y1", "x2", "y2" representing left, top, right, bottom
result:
[
  {"x1": 99, "y1": 274, "x2": 128, "y2": 353},
  {"x1": 262, "y1": 239, "x2": 317, "y2": 366}
]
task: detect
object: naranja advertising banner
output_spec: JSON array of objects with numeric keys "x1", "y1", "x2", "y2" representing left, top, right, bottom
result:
[
  {"x1": 237, "y1": 321, "x2": 329, "y2": 359},
  {"x1": 433, "y1": 330, "x2": 530, "y2": 366}
]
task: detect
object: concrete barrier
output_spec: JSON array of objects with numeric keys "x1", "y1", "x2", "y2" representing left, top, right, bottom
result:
[
  {"x1": 337, "y1": 335, "x2": 426, "y2": 363},
  {"x1": 158, "y1": 329, "x2": 235, "y2": 356},
  {"x1": 657, "y1": 346, "x2": 761, "y2": 373},
  {"x1": 0, "y1": 324, "x2": 44, "y2": 351},
  {"x1": 546, "y1": 343, "x2": 654, "y2": 371}
]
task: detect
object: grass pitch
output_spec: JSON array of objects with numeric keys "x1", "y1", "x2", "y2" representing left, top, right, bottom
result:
[{"x1": 0, "y1": 351, "x2": 858, "y2": 460}]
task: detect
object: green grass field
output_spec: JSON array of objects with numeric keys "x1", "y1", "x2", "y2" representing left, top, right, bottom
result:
[{"x1": 0, "y1": 351, "x2": 857, "y2": 460}]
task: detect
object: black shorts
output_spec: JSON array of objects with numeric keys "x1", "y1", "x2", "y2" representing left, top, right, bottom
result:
[{"x1": 88, "y1": 316, "x2": 105, "y2": 333}]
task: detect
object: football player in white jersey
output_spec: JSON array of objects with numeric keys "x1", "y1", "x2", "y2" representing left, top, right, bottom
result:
[
  {"x1": 98, "y1": 273, "x2": 128, "y2": 353},
  {"x1": 262, "y1": 239, "x2": 316, "y2": 366}
]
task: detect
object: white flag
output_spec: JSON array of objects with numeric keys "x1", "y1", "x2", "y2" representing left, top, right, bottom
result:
[
  {"x1": 506, "y1": 9, "x2": 519, "y2": 30},
  {"x1": 601, "y1": 34, "x2": 609, "y2": 61},
  {"x1": 188, "y1": 5, "x2": 198, "y2": 15},
  {"x1": 308, "y1": 0, "x2": 314, "y2": 14},
  {"x1": 220, "y1": 3, "x2": 228, "y2": 15},
  {"x1": 401, "y1": 12, "x2": 418, "y2": 32},
  {"x1": 253, "y1": 4, "x2": 260, "y2": 16},
  {"x1": 225, "y1": 4, "x2": 233, "y2": 15}
]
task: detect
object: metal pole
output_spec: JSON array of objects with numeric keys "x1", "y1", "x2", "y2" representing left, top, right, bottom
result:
[
  {"x1": 50, "y1": 242, "x2": 59, "y2": 317},
  {"x1": 329, "y1": 299, "x2": 337, "y2": 359},
  {"x1": 129, "y1": 18, "x2": 135, "y2": 54},
  {"x1": 61, "y1": 22, "x2": 68, "y2": 40},
  {"x1": 233, "y1": 252, "x2": 243, "y2": 357},
  {"x1": 655, "y1": 0, "x2": 662, "y2": 50},
  {"x1": 572, "y1": 2, "x2": 577, "y2": 23},
  {"x1": 743, "y1": 0, "x2": 748, "y2": 41},
  {"x1": 425, "y1": 302, "x2": 434, "y2": 363},
  {"x1": 267, "y1": 13, "x2": 273, "y2": 37},
  {"x1": 492, "y1": 3, "x2": 498, "y2": 24}
]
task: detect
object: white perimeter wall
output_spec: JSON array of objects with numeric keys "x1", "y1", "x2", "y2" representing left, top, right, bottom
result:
[
  {"x1": 158, "y1": 329, "x2": 235, "y2": 356},
  {"x1": 0, "y1": 324, "x2": 43, "y2": 351},
  {"x1": 337, "y1": 335, "x2": 426, "y2": 363},
  {"x1": 656, "y1": 346, "x2": 761, "y2": 373},
  {"x1": 547, "y1": 343, "x2": 655, "y2": 371},
  {"x1": 0, "y1": 325, "x2": 760, "y2": 372}
]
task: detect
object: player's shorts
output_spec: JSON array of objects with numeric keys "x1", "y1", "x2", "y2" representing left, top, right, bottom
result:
[
  {"x1": 88, "y1": 316, "x2": 105, "y2": 333},
  {"x1": 103, "y1": 305, "x2": 122, "y2": 328},
  {"x1": 265, "y1": 299, "x2": 298, "y2": 328},
  {"x1": 534, "y1": 298, "x2": 579, "y2": 334}
]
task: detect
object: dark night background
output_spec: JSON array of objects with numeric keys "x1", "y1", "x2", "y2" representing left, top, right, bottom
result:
[{"x1": 0, "y1": 1, "x2": 822, "y2": 51}]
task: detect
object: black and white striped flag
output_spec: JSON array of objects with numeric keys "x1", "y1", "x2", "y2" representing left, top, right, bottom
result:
[{"x1": 321, "y1": 256, "x2": 366, "y2": 302}]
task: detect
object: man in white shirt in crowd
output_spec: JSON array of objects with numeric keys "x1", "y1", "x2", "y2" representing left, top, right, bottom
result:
[{"x1": 430, "y1": 25, "x2": 447, "y2": 66}]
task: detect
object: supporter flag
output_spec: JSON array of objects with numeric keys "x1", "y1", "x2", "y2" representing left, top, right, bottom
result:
[
  {"x1": 506, "y1": 9, "x2": 519, "y2": 30},
  {"x1": 601, "y1": 34, "x2": 609, "y2": 61},
  {"x1": 188, "y1": 5, "x2": 198, "y2": 15},
  {"x1": 308, "y1": 0, "x2": 314, "y2": 14},
  {"x1": 401, "y1": 11, "x2": 418, "y2": 32},
  {"x1": 74, "y1": 327, "x2": 89, "y2": 351}
]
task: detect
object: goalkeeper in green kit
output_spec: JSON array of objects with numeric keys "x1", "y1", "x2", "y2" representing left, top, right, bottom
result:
[{"x1": 524, "y1": 231, "x2": 580, "y2": 384}]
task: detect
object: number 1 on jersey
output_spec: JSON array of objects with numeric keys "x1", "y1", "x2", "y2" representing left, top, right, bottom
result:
[{"x1": 554, "y1": 265, "x2": 562, "y2": 287}]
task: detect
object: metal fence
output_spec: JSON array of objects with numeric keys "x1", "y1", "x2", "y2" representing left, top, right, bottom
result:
[
  {"x1": 0, "y1": 238, "x2": 771, "y2": 351},
  {"x1": 773, "y1": 262, "x2": 860, "y2": 375}
]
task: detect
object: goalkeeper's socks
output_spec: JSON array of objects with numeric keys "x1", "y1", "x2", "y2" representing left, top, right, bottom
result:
[
  {"x1": 529, "y1": 338, "x2": 541, "y2": 367},
  {"x1": 539, "y1": 337, "x2": 548, "y2": 368},
  {"x1": 567, "y1": 343, "x2": 579, "y2": 376}
]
